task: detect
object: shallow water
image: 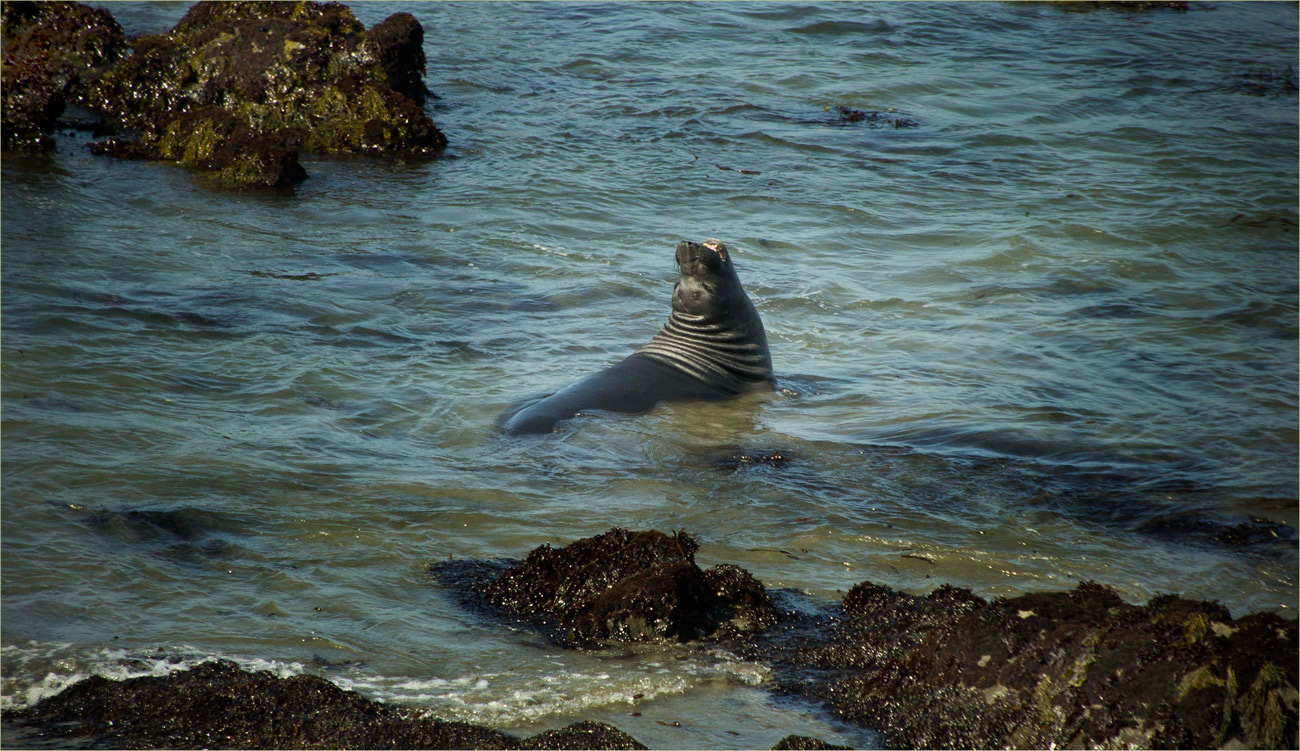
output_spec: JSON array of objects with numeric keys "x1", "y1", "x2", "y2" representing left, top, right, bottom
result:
[{"x1": 2, "y1": 2, "x2": 1296, "y2": 748}]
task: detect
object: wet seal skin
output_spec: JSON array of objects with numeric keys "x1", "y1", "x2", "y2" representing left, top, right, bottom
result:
[{"x1": 500, "y1": 239, "x2": 775, "y2": 434}]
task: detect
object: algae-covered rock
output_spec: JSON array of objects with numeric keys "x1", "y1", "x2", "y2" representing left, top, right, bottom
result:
[
  {"x1": 1, "y1": 1, "x2": 127, "y2": 149},
  {"x1": 90, "y1": 104, "x2": 306, "y2": 187},
  {"x1": 3, "y1": 660, "x2": 647, "y2": 749},
  {"x1": 775, "y1": 580, "x2": 1298, "y2": 749},
  {"x1": 4, "y1": 1, "x2": 446, "y2": 186},
  {"x1": 439, "y1": 528, "x2": 1298, "y2": 750},
  {"x1": 478, "y1": 527, "x2": 779, "y2": 646}
]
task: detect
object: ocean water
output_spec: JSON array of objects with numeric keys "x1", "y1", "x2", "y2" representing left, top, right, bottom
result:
[{"x1": 2, "y1": 2, "x2": 1296, "y2": 748}]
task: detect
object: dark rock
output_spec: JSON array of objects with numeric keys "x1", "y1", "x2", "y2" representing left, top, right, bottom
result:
[
  {"x1": 3, "y1": 660, "x2": 646, "y2": 750},
  {"x1": 480, "y1": 528, "x2": 778, "y2": 646},
  {"x1": 522, "y1": 720, "x2": 646, "y2": 750},
  {"x1": 5, "y1": 0, "x2": 446, "y2": 184},
  {"x1": 1, "y1": 1, "x2": 127, "y2": 149},
  {"x1": 768, "y1": 579, "x2": 1298, "y2": 749},
  {"x1": 86, "y1": 104, "x2": 306, "y2": 188},
  {"x1": 364, "y1": 11, "x2": 429, "y2": 105},
  {"x1": 445, "y1": 529, "x2": 1299, "y2": 750}
]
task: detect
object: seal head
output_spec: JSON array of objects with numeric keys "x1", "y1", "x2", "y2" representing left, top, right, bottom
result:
[{"x1": 636, "y1": 239, "x2": 774, "y2": 393}]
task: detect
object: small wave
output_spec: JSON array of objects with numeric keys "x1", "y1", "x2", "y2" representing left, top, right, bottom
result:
[
  {"x1": 1, "y1": 641, "x2": 768, "y2": 729},
  {"x1": 335, "y1": 652, "x2": 767, "y2": 727},
  {"x1": 0, "y1": 643, "x2": 305, "y2": 712}
]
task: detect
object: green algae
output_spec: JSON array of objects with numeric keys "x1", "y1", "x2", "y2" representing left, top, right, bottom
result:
[{"x1": 36, "y1": 0, "x2": 445, "y2": 186}]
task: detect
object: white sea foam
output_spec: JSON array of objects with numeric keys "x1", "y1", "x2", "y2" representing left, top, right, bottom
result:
[
  {"x1": 332, "y1": 647, "x2": 769, "y2": 727},
  {"x1": 1, "y1": 640, "x2": 766, "y2": 729},
  {"x1": 0, "y1": 642, "x2": 305, "y2": 712}
]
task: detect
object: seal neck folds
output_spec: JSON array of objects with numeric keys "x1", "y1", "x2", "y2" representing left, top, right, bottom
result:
[{"x1": 635, "y1": 240, "x2": 774, "y2": 394}]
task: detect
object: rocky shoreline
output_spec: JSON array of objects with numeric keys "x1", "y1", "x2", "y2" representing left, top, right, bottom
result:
[
  {"x1": 2, "y1": 1, "x2": 445, "y2": 186},
  {"x1": 7, "y1": 528, "x2": 1295, "y2": 749}
]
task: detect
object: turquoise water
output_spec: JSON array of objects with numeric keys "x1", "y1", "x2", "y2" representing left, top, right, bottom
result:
[{"x1": 2, "y1": 2, "x2": 1296, "y2": 748}]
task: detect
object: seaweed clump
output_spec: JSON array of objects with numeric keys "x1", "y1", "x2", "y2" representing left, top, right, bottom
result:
[{"x1": 3, "y1": 1, "x2": 446, "y2": 186}]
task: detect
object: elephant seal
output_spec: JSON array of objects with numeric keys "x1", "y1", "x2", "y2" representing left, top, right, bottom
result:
[{"x1": 501, "y1": 239, "x2": 774, "y2": 435}]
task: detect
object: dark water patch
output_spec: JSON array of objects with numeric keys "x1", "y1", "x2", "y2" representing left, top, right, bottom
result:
[
  {"x1": 1042, "y1": 1, "x2": 1190, "y2": 12},
  {"x1": 1232, "y1": 65, "x2": 1299, "y2": 97},
  {"x1": 1217, "y1": 213, "x2": 1300, "y2": 231},
  {"x1": 300, "y1": 322, "x2": 422, "y2": 350},
  {"x1": 79, "y1": 506, "x2": 244, "y2": 542},
  {"x1": 1070, "y1": 300, "x2": 1153, "y2": 319},
  {"x1": 787, "y1": 20, "x2": 896, "y2": 36},
  {"x1": 247, "y1": 270, "x2": 339, "y2": 281},
  {"x1": 830, "y1": 107, "x2": 919, "y2": 129},
  {"x1": 772, "y1": 432, "x2": 1288, "y2": 554},
  {"x1": 866, "y1": 423, "x2": 1180, "y2": 470},
  {"x1": 76, "y1": 506, "x2": 247, "y2": 565},
  {"x1": 97, "y1": 304, "x2": 237, "y2": 332},
  {"x1": 1138, "y1": 512, "x2": 1296, "y2": 548},
  {"x1": 1029, "y1": 469, "x2": 1299, "y2": 552},
  {"x1": 302, "y1": 394, "x2": 342, "y2": 410},
  {"x1": 963, "y1": 276, "x2": 1123, "y2": 305},
  {"x1": 309, "y1": 654, "x2": 367, "y2": 672},
  {"x1": 1211, "y1": 298, "x2": 1299, "y2": 337}
]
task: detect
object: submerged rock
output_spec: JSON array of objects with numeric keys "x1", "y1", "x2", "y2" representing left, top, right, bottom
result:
[
  {"x1": 478, "y1": 527, "x2": 779, "y2": 645},
  {"x1": 3, "y1": 1, "x2": 446, "y2": 186},
  {"x1": 3, "y1": 660, "x2": 646, "y2": 750}
]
